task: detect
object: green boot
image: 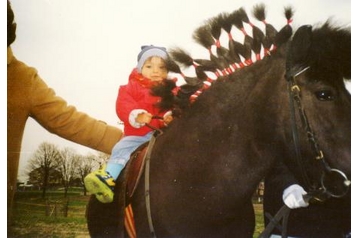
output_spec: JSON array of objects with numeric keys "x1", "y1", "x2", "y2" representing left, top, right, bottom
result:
[{"x1": 84, "y1": 168, "x2": 116, "y2": 203}]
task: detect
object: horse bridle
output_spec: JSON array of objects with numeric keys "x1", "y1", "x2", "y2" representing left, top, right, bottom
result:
[
  {"x1": 259, "y1": 67, "x2": 351, "y2": 238},
  {"x1": 285, "y1": 66, "x2": 350, "y2": 201}
]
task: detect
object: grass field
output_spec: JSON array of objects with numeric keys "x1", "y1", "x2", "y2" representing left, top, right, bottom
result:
[
  {"x1": 9, "y1": 190, "x2": 264, "y2": 237},
  {"x1": 9, "y1": 189, "x2": 90, "y2": 238}
]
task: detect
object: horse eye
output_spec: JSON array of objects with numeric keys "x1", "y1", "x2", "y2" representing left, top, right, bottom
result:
[{"x1": 315, "y1": 90, "x2": 335, "y2": 101}]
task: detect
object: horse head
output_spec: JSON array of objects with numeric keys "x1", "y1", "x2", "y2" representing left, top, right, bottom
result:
[{"x1": 285, "y1": 22, "x2": 351, "y2": 199}]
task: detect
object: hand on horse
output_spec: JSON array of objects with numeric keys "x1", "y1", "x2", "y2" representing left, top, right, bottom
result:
[
  {"x1": 163, "y1": 111, "x2": 173, "y2": 126},
  {"x1": 282, "y1": 184, "x2": 309, "y2": 209}
]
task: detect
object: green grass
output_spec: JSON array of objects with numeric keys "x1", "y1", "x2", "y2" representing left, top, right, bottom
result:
[
  {"x1": 9, "y1": 190, "x2": 90, "y2": 238},
  {"x1": 9, "y1": 190, "x2": 264, "y2": 237}
]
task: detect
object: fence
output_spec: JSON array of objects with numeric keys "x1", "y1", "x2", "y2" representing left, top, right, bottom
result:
[
  {"x1": 45, "y1": 199, "x2": 69, "y2": 217},
  {"x1": 14, "y1": 199, "x2": 86, "y2": 218}
]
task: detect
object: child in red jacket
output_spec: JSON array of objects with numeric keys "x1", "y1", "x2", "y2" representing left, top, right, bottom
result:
[{"x1": 85, "y1": 45, "x2": 175, "y2": 203}]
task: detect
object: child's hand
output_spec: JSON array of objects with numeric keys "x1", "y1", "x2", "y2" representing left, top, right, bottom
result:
[
  {"x1": 163, "y1": 112, "x2": 174, "y2": 126},
  {"x1": 136, "y1": 112, "x2": 153, "y2": 124}
]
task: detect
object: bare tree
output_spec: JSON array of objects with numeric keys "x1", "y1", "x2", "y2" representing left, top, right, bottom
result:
[
  {"x1": 26, "y1": 142, "x2": 61, "y2": 198},
  {"x1": 57, "y1": 147, "x2": 80, "y2": 197}
]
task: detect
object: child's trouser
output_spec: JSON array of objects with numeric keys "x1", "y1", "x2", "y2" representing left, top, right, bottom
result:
[{"x1": 106, "y1": 131, "x2": 153, "y2": 180}]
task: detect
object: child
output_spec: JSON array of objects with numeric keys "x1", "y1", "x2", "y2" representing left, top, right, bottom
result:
[{"x1": 84, "y1": 45, "x2": 175, "y2": 203}]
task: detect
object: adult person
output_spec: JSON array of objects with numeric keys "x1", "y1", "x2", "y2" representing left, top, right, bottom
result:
[{"x1": 7, "y1": 0, "x2": 123, "y2": 225}]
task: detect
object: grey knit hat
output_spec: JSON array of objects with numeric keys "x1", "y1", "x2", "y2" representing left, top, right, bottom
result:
[{"x1": 137, "y1": 45, "x2": 168, "y2": 72}]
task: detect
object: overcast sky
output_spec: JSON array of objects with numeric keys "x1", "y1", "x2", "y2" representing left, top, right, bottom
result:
[{"x1": 8, "y1": 0, "x2": 351, "y2": 181}]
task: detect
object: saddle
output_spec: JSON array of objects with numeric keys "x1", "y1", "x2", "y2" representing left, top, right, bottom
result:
[
  {"x1": 124, "y1": 142, "x2": 149, "y2": 199},
  {"x1": 117, "y1": 132, "x2": 160, "y2": 238},
  {"x1": 114, "y1": 142, "x2": 150, "y2": 238}
]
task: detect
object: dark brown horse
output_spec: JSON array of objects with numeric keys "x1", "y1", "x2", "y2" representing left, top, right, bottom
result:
[{"x1": 86, "y1": 4, "x2": 350, "y2": 237}]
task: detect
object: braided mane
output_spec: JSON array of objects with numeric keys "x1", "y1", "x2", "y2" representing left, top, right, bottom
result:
[{"x1": 152, "y1": 4, "x2": 294, "y2": 116}]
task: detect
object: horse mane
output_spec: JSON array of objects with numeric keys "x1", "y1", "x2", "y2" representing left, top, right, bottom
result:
[
  {"x1": 151, "y1": 4, "x2": 293, "y2": 115},
  {"x1": 151, "y1": 4, "x2": 350, "y2": 116}
]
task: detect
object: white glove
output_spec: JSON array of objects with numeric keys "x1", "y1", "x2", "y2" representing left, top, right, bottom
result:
[{"x1": 282, "y1": 184, "x2": 309, "y2": 209}]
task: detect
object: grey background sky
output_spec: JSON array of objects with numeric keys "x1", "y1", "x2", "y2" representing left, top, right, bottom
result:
[{"x1": 8, "y1": 0, "x2": 351, "y2": 182}]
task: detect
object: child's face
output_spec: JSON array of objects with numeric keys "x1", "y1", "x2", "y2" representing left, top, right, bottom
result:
[{"x1": 141, "y1": 56, "x2": 168, "y2": 82}]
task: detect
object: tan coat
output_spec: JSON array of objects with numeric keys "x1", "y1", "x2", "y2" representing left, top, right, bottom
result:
[{"x1": 7, "y1": 47, "x2": 123, "y2": 216}]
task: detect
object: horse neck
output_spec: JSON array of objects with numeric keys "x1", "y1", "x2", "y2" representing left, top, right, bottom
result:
[
  {"x1": 182, "y1": 54, "x2": 290, "y2": 161},
  {"x1": 223, "y1": 55, "x2": 288, "y2": 127}
]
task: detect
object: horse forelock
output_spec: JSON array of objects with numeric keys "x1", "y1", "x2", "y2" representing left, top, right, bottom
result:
[
  {"x1": 309, "y1": 21, "x2": 351, "y2": 80},
  {"x1": 288, "y1": 20, "x2": 351, "y2": 85}
]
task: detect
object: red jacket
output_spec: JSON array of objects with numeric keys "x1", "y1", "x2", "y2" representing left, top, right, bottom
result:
[{"x1": 116, "y1": 68, "x2": 170, "y2": 136}]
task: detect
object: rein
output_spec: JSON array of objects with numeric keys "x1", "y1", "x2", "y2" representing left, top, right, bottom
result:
[{"x1": 143, "y1": 116, "x2": 163, "y2": 238}]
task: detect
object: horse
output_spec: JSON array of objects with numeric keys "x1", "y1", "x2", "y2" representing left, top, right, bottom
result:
[{"x1": 86, "y1": 3, "x2": 351, "y2": 237}]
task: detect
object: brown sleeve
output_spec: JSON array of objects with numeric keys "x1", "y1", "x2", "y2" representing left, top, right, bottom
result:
[{"x1": 29, "y1": 73, "x2": 123, "y2": 154}]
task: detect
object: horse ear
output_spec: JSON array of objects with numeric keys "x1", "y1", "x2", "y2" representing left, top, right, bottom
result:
[{"x1": 286, "y1": 25, "x2": 312, "y2": 76}]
